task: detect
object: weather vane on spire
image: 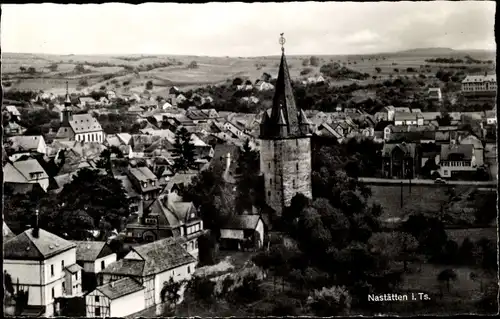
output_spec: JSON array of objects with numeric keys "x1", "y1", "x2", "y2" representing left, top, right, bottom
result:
[{"x1": 279, "y1": 33, "x2": 286, "y2": 53}]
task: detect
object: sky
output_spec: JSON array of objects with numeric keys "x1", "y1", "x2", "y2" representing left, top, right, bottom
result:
[{"x1": 1, "y1": 2, "x2": 496, "y2": 56}]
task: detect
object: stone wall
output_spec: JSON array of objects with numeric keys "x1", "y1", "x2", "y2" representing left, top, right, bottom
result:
[{"x1": 260, "y1": 137, "x2": 312, "y2": 215}]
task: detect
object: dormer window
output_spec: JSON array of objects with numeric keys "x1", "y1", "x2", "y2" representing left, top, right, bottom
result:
[
  {"x1": 142, "y1": 182, "x2": 147, "y2": 188},
  {"x1": 151, "y1": 181, "x2": 155, "y2": 186},
  {"x1": 145, "y1": 217, "x2": 157, "y2": 225}
]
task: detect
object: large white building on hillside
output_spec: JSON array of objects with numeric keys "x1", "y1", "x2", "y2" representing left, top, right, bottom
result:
[{"x1": 461, "y1": 74, "x2": 497, "y2": 93}]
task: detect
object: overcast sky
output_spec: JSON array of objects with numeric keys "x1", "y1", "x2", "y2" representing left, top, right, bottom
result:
[{"x1": 1, "y1": 2, "x2": 496, "y2": 56}]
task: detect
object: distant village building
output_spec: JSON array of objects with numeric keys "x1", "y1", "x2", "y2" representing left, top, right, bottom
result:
[
  {"x1": 220, "y1": 214, "x2": 265, "y2": 250},
  {"x1": 259, "y1": 38, "x2": 314, "y2": 215},
  {"x1": 461, "y1": 74, "x2": 497, "y2": 94},
  {"x1": 381, "y1": 143, "x2": 419, "y2": 179},
  {"x1": 428, "y1": 88, "x2": 442, "y2": 102},
  {"x1": 394, "y1": 112, "x2": 424, "y2": 126},
  {"x1": 437, "y1": 144, "x2": 478, "y2": 179},
  {"x1": 4, "y1": 228, "x2": 84, "y2": 316}
]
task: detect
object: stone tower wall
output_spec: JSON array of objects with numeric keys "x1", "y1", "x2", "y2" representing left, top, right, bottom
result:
[{"x1": 260, "y1": 137, "x2": 312, "y2": 215}]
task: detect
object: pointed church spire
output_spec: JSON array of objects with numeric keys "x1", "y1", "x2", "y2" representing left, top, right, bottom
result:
[{"x1": 260, "y1": 34, "x2": 307, "y2": 139}]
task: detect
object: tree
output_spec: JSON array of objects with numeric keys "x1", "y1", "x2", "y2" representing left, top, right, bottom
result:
[
  {"x1": 74, "y1": 64, "x2": 86, "y2": 73},
  {"x1": 48, "y1": 63, "x2": 58, "y2": 72},
  {"x1": 302, "y1": 59, "x2": 310, "y2": 67},
  {"x1": 375, "y1": 67, "x2": 381, "y2": 73},
  {"x1": 232, "y1": 77, "x2": 243, "y2": 86},
  {"x1": 187, "y1": 275, "x2": 215, "y2": 304},
  {"x1": 436, "y1": 111, "x2": 452, "y2": 126},
  {"x1": 161, "y1": 277, "x2": 183, "y2": 314},
  {"x1": 172, "y1": 127, "x2": 196, "y2": 173},
  {"x1": 4, "y1": 271, "x2": 14, "y2": 295},
  {"x1": 198, "y1": 232, "x2": 218, "y2": 266},
  {"x1": 232, "y1": 273, "x2": 262, "y2": 303},
  {"x1": 27, "y1": 67, "x2": 37, "y2": 74},
  {"x1": 188, "y1": 61, "x2": 198, "y2": 69},
  {"x1": 235, "y1": 139, "x2": 260, "y2": 213},
  {"x1": 368, "y1": 231, "x2": 419, "y2": 272},
  {"x1": 437, "y1": 268, "x2": 457, "y2": 294},
  {"x1": 145, "y1": 80, "x2": 153, "y2": 90},
  {"x1": 310, "y1": 56, "x2": 320, "y2": 67},
  {"x1": 394, "y1": 68, "x2": 399, "y2": 73},
  {"x1": 19, "y1": 66, "x2": 26, "y2": 72},
  {"x1": 78, "y1": 79, "x2": 89, "y2": 87},
  {"x1": 306, "y1": 286, "x2": 351, "y2": 316},
  {"x1": 58, "y1": 168, "x2": 129, "y2": 234}
]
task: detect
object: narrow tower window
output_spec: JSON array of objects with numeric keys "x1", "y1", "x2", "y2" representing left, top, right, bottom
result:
[
  {"x1": 268, "y1": 163, "x2": 271, "y2": 169},
  {"x1": 293, "y1": 179, "x2": 296, "y2": 188},
  {"x1": 296, "y1": 163, "x2": 299, "y2": 171},
  {"x1": 270, "y1": 178, "x2": 272, "y2": 185}
]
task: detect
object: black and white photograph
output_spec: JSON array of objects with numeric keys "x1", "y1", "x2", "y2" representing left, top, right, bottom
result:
[{"x1": 1, "y1": 1, "x2": 498, "y2": 317}]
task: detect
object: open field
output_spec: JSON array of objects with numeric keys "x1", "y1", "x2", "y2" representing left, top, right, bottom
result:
[{"x1": 2, "y1": 48, "x2": 495, "y2": 96}]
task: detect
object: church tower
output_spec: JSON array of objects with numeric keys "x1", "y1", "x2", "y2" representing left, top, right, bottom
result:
[
  {"x1": 259, "y1": 34, "x2": 313, "y2": 215},
  {"x1": 61, "y1": 81, "x2": 73, "y2": 126}
]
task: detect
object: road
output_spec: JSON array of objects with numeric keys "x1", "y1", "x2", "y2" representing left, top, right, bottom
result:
[{"x1": 358, "y1": 177, "x2": 497, "y2": 187}]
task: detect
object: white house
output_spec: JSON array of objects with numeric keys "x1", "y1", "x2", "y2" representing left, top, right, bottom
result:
[
  {"x1": 220, "y1": 214, "x2": 265, "y2": 250},
  {"x1": 428, "y1": 88, "x2": 443, "y2": 102},
  {"x1": 55, "y1": 108, "x2": 104, "y2": 143},
  {"x1": 3, "y1": 228, "x2": 83, "y2": 316},
  {"x1": 256, "y1": 81, "x2": 274, "y2": 91},
  {"x1": 437, "y1": 144, "x2": 477, "y2": 179},
  {"x1": 394, "y1": 112, "x2": 424, "y2": 126},
  {"x1": 85, "y1": 277, "x2": 145, "y2": 318},
  {"x1": 99, "y1": 237, "x2": 197, "y2": 310},
  {"x1": 74, "y1": 241, "x2": 117, "y2": 275},
  {"x1": 485, "y1": 110, "x2": 496, "y2": 125}
]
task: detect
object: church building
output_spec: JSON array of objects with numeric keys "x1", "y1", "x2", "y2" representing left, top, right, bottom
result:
[
  {"x1": 56, "y1": 83, "x2": 104, "y2": 143},
  {"x1": 259, "y1": 35, "x2": 313, "y2": 215}
]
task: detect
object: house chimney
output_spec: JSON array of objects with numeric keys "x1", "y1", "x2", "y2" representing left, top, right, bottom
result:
[{"x1": 32, "y1": 210, "x2": 40, "y2": 238}]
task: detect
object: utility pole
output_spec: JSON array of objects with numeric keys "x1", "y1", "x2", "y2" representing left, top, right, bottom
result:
[{"x1": 400, "y1": 181, "x2": 403, "y2": 208}]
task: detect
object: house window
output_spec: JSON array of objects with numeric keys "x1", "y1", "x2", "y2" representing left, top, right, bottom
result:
[
  {"x1": 267, "y1": 191, "x2": 271, "y2": 197},
  {"x1": 101, "y1": 261, "x2": 105, "y2": 270},
  {"x1": 75, "y1": 272, "x2": 78, "y2": 280},
  {"x1": 293, "y1": 179, "x2": 296, "y2": 188},
  {"x1": 95, "y1": 296, "x2": 100, "y2": 302},
  {"x1": 188, "y1": 266, "x2": 191, "y2": 274},
  {"x1": 95, "y1": 307, "x2": 101, "y2": 317},
  {"x1": 51, "y1": 264, "x2": 54, "y2": 276},
  {"x1": 52, "y1": 287, "x2": 55, "y2": 299},
  {"x1": 269, "y1": 178, "x2": 272, "y2": 185},
  {"x1": 296, "y1": 163, "x2": 299, "y2": 171},
  {"x1": 61, "y1": 260, "x2": 65, "y2": 269},
  {"x1": 62, "y1": 282, "x2": 65, "y2": 293}
]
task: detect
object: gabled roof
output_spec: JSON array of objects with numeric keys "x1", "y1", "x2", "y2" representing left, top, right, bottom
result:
[
  {"x1": 6, "y1": 159, "x2": 49, "y2": 181},
  {"x1": 65, "y1": 263, "x2": 83, "y2": 274},
  {"x1": 3, "y1": 222, "x2": 16, "y2": 241},
  {"x1": 165, "y1": 173, "x2": 197, "y2": 191},
  {"x1": 116, "y1": 175, "x2": 141, "y2": 198},
  {"x1": 462, "y1": 74, "x2": 496, "y2": 83},
  {"x1": 101, "y1": 258, "x2": 145, "y2": 277},
  {"x1": 8, "y1": 135, "x2": 43, "y2": 152},
  {"x1": 127, "y1": 237, "x2": 196, "y2": 276},
  {"x1": 222, "y1": 214, "x2": 263, "y2": 230},
  {"x1": 4, "y1": 228, "x2": 76, "y2": 260},
  {"x1": 68, "y1": 114, "x2": 103, "y2": 134},
  {"x1": 148, "y1": 194, "x2": 197, "y2": 228},
  {"x1": 96, "y1": 277, "x2": 145, "y2": 300},
  {"x1": 73, "y1": 240, "x2": 114, "y2": 261}
]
